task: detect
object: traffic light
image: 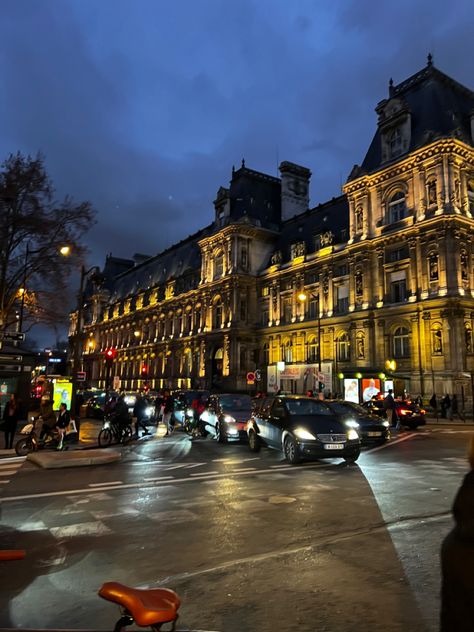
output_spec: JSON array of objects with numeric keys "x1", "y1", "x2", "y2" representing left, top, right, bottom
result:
[
  {"x1": 141, "y1": 364, "x2": 148, "y2": 377},
  {"x1": 104, "y1": 348, "x2": 116, "y2": 365}
]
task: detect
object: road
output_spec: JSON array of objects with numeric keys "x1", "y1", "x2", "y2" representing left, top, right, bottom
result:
[{"x1": 0, "y1": 424, "x2": 471, "y2": 632}]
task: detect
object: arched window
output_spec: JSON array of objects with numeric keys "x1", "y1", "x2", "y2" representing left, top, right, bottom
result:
[
  {"x1": 428, "y1": 252, "x2": 439, "y2": 282},
  {"x1": 336, "y1": 333, "x2": 350, "y2": 362},
  {"x1": 393, "y1": 326, "x2": 410, "y2": 358},
  {"x1": 387, "y1": 190, "x2": 407, "y2": 223},
  {"x1": 283, "y1": 340, "x2": 293, "y2": 363},
  {"x1": 389, "y1": 128, "x2": 402, "y2": 158},
  {"x1": 262, "y1": 343, "x2": 270, "y2": 365},
  {"x1": 431, "y1": 324, "x2": 443, "y2": 355},
  {"x1": 213, "y1": 300, "x2": 223, "y2": 329},
  {"x1": 307, "y1": 337, "x2": 319, "y2": 363}
]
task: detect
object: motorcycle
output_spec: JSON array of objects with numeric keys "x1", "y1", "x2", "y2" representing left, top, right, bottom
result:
[{"x1": 15, "y1": 415, "x2": 76, "y2": 456}]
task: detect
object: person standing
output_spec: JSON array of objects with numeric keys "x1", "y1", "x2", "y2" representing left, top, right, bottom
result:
[
  {"x1": 2, "y1": 393, "x2": 22, "y2": 449},
  {"x1": 162, "y1": 390, "x2": 175, "y2": 435},
  {"x1": 133, "y1": 394, "x2": 150, "y2": 438},
  {"x1": 383, "y1": 389, "x2": 397, "y2": 429},
  {"x1": 440, "y1": 437, "x2": 474, "y2": 630},
  {"x1": 444, "y1": 394, "x2": 452, "y2": 420},
  {"x1": 56, "y1": 403, "x2": 70, "y2": 450}
]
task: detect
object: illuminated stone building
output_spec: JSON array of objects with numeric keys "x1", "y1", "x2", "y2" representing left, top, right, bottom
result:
[{"x1": 70, "y1": 57, "x2": 474, "y2": 404}]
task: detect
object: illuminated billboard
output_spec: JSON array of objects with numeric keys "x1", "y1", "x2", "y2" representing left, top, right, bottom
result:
[{"x1": 52, "y1": 379, "x2": 72, "y2": 411}]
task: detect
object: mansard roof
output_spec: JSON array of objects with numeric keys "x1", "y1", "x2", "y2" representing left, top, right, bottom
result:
[
  {"x1": 109, "y1": 223, "x2": 214, "y2": 301},
  {"x1": 353, "y1": 59, "x2": 474, "y2": 179},
  {"x1": 269, "y1": 195, "x2": 349, "y2": 266}
]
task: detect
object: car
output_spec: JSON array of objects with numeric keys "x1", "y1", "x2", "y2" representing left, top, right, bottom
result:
[
  {"x1": 247, "y1": 395, "x2": 361, "y2": 465},
  {"x1": 85, "y1": 393, "x2": 107, "y2": 419},
  {"x1": 325, "y1": 400, "x2": 390, "y2": 445},
  {"x1": 362, "y1": 398, "x2": 426, "y2": 430},
  {"x1": 200, "y1": 393, "x2": 253, "y2": 442}
]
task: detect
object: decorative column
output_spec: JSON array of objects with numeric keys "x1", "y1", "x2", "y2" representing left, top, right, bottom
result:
[
  {"x1": 223, "y1": 334, "x2": 230, "y2": 376},
  {"x1": 408, "y1": 238, "x2": 418, "y2": 301},
  {"x1": 199, "y1": 339, "x2": 206, "y2": 378},
  {"x1": 376, "y1": 247, "x2": 385, "y2": 306}
]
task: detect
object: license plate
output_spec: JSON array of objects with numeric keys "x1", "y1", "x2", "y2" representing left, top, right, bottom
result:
[
  {"x1": 324, "y1": 443, "x2": 344, "y2": 450},
  {"x1": 368, "y1": 432, "x2": 381, "y2": 437}
]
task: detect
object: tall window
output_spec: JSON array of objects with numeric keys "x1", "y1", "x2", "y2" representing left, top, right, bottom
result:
[
  {"x1": 214, "y1": 253, "x2": 224, "y2": 279},
  {"x1": 261, "y1": 308, "x2": 269, "y2": 326},
  {"x1": 307, "y1": 338, "x2": 318, "y2": 363},
  {"x1": 336, "y1": 285, "x2": 349, "y2": 313},
  {"x1": 309, "y1": 298, "x2": 319, "y2": 319},
  {"x1": 468, "y1": 179, "x2": 474, "y2": 214},
  {"x1": 387, "y1": 190, "x2": 407, "y2": 223},
  {"x1": 194, "y1": 306, "x2": 202, "y2": 331},
  {"x1": 389, "y1": 128, "x2": 402, "y2": 158},
  {"x1": 431, "y1": 325, "x2": 443, "y2": 355},
  {"x1": 213, "y1": 301, "x2": 223, "y2": 329},
  {"x1": 282, "y1": 297, "x2": 292, "y2": 324},
  {"x1": 336, "y1": 333, "x2": 350, "y2": 362},
  {"x1": 393, "y1": 327, "x2": 410, "y2": 358},
  {"x1": 389, "y1": 271, "x2": 407, "y2": 303},
  {"x1": 262, "y1": 343, "x2": 270, "y2": 364},
  {"x1": 283, "y1": 340, "x2": 293, "y2": 363}
]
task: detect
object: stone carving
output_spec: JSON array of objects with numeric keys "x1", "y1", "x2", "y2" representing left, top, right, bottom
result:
[
  {"x1": 355, "y1": 269, "x2": 363, "y2": 298},
  {"x1": 460, "y1": 250, "x2": 469, "y2": 281},
  {"x1": 355, "y1": 206, "x2": 363, "y2": 233},
  {"x1": 429, "y1": 253, "x2": 439, "y2": 282},
  {"x1": 465, "y1": 326, "x2": 473, "y2": 354},
  {"x1": 322, "y1": 273, "x2": 329, "y2": 296},
  {"x1": 356, "y1": 334, "x2": 365, "y2": 359},
  {"x1": 271, "y1": 250, "x2": 282, "y2": 265},
  {"x1": 320, "y1": 231, "x2": 334, "y2": 247},
  {"x1": 291, "y1": 241, "x2": 306, "y2": 258},
  {"x1": 427, "y1": 180, "x2": 437, "y2": 205},
  {"x1": 432, "y1": 329, "x2": 443, "y2": 353}
]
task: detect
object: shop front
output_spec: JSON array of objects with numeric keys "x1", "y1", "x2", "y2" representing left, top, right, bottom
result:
[{"x1": 267, "y1": 362, "x2": 333, "y2": 396}]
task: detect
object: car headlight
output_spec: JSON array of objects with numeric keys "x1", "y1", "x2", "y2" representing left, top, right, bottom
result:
[
  {"x1": 293, "y1": 427, "x2": 316, "y2": 441},
  {"x1": 347, "y1": 428, "x2": 359, "y2": 441},
  {"x1": 124, "y1": 396, "x2": 135, "y2": 405},
  {"x1": 224, "y1": 415, "x2": 235, "y2": 423},
  {"x1": 345, "y1": 419, "x2": 360, "y2": 429},
  {"x1": 145, "y1": 406, "x2": 154, "y2": 417},
  {"x1": 382, "y1": 420, "x2": 390, "y2": 428},
  {"x1": 186, "y1": 408, "x2": 194, "y2": 417}
]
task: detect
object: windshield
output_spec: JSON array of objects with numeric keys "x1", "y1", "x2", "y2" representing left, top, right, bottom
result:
[
  {"x1": 220, "y1": 395, "x2": 252, "y2": 412},
  {"x1": 285, "y1": 399, "x2": 332, "y2": 416},
  {"x1": 331, "y1": 402, "x2": 366, "y2": 415}
]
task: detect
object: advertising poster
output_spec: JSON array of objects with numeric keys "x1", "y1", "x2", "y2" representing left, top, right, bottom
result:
[
  {"x1": 53, "y1": 380, "x2": 72, "y2": 411},
  {"x1": 344, "y1": 378, "x2": 359, "y2": 403},
  {"x1": 361, "y1": 378, "x2": 381, "y2": 401},
  {"x1": 384, "y1": 380, "x2": 394, "y2": 396}
]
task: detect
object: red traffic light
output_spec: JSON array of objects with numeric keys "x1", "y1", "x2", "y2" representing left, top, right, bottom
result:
[
  {"x1": 141, "y1": 364, "x2": 148, "y2": 376},
  {"x1": 105, "y1": 348, "x2": 116, "y2": 360}
]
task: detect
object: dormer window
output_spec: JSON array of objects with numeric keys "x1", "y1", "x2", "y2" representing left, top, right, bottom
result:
[
  {"x1": 387, "y1": 190, "x2": 407, "y2": 223},
  {"x1": 389, "y1": 128, "x2": 403, "y2": 158}
]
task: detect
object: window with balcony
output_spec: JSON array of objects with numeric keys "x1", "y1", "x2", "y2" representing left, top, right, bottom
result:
[
  {"x1": 393, "y1": 326, "x2": 410, "y2": 358},
  {"x1": 283, "y1": 340, "x2": 293, "y2": 363},
  {"x1": 282, "y1": 297, "x2": 292, "y2": 324},
  {"x1": 308, "y1": 298, "x2": 318, "y2": 319},
  {"x1": 307, "y1": 338, "x2": 319, "y2": 363}
]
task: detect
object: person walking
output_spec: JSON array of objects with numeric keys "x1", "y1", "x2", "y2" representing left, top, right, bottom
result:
[
  {"x1": 430, "y1": 393, "x2": 438, "y2": 418},
  {"x1": 162, "y1": 390, "x2": 175, "y2": 435},
  {"x1": 383, "y1": 389, "x2": 397, "y2": 430},
  {"x1": 133, "y1": 394, "x2": 150, "y2": 438},
  {"x1": 440, "y1": 437, "x2": 474, "y2": 630},
  {"x1": 2, "y1": 393, "x2": 22, "y2": 449},
  {"x1": 56, "y1": 403, "x2": 70, "y2": 450}
]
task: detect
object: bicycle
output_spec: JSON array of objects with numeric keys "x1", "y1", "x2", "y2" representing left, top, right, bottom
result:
[
  {"x1": 98, "y1": 415, "x2": 133, "y2": 447},
  {"x1": 1, "y1": 550, "x2": 182, "y2": 631}
]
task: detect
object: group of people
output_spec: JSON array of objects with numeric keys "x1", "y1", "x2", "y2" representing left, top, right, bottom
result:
[{"x1": 429, "y1": 393, "x2": 461, "y2": 420}]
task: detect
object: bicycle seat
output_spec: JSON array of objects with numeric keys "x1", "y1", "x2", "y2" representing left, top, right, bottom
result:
[{"x1": 98, "y1": 582, "x2": 180, "y2": 626}]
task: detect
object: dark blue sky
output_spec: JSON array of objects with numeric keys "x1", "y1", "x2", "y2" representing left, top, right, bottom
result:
[{"x1": 2, "y1": 0, "x2": 474, "y2": 344}]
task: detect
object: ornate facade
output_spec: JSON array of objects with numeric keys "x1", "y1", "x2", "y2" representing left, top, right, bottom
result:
[{"x1": 70, "y1": 58, "x2": 474, "y2": 404}]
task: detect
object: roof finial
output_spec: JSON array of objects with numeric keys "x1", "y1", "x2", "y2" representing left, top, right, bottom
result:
[
  {"x1": 241, "y1": 158, "x2": 245, "y2": 168},
  {"x1": 389, "y1": 77, "x2": 394, "y2": 96},
  {"x1": 232, "y1": 164, "x2": 235, "y2": 176},
  {"x1": 427, "y1": 52, "x2": 433, "y2": 67}
]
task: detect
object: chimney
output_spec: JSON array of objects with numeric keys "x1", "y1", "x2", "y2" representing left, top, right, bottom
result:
[{"x1": 279, "y1": 161, "x2": 311, "y2": 221}]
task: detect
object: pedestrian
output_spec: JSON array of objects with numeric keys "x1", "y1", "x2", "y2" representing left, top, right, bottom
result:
[
  {"x1": 133, "y1": 394, "x2": 150, "y2": 438},
  {"x1": 162, "y1": 390, "x2": 175, "y2": 435},
  {"x1": 383, "y1": 389, "x2": 397, "y2": 429},
  {"x1": 445, "y1": 394, "x2": 452, "y2": 420},
  {"x1": 451, "y1": 394, "x2": 463, "y2": 421},
  {"x1": 2, "y1": 393, "x2": 22, "y2": 449},
  {"x1": 440, "y1": 436, "x2": 474, "y2": 631},
  {"x1": 56, "y1": 403, "x2": 70, "y2": 450},
  {"x1": 38, "y1": 397, "x2": 58, "y2": 442},
  {"x1": 430, "y1": 393, "x2": 438, "y2": 418},
  {"x1": 74, "y1": 391, "x2": 84, "y2": 439},
  {"x1": 415, "y1": 395, "x2": 423, "y2": 407},
  {"x1": 112, "y1": 394, "x2": 131, "y2": 438}
]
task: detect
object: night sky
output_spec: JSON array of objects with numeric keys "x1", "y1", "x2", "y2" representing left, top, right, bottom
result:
[{"x1": 2, "y1": 0, "x2": 474, "y2": 345}]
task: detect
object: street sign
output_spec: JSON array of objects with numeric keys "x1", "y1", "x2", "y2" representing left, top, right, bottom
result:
[
  {"x1": 255, "y1": 369, "x2": 261, "y2": 381},
  {"x1": 0, "y1": 331, "x2": 25, "y2": 342},
  {"x1": 246, "y1": 371, "x2": 256, "y2": 382},
  {"x1": 76, "y1": 371, "x2": 86, "y2": 382}
]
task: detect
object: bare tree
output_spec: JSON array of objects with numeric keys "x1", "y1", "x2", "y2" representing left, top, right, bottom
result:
[{"x1": 0, "y1": 152, "x2": 96, "y2": 332}]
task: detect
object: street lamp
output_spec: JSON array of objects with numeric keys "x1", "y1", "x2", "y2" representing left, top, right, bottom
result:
[{"x1": 297, "y1": 291, "x2": 322, "y2": 375}]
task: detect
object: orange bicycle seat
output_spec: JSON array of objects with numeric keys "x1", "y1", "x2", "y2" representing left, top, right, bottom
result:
[{"x1": 98, "y1": 582, "x2": 180, "y2": 627}]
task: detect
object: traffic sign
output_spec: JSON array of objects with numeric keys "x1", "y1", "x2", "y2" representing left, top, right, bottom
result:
[
  {"x1": 255, "y1": 369, "x2": 261, "y2": 381},
  {"x1": 0, "y1": 331, "x2": 25, "y2": 342},
  {"x1": 76, "y1": 371, "x2": 86, "y2": 382},
  {"x1": 246, "y1": 371, "x2": 256, "y2": 382}
]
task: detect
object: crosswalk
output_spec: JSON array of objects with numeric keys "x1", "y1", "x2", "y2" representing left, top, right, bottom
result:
[{"x1": 0, "y1": 456, "x2": 26, "y2": 485}]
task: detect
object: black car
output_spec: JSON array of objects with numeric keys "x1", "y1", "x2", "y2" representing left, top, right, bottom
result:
[
  {"x1": 362, "y1": 399, "x2": 426, "y2": 430},
  {"x1": 200, "y1": 393, "x2": 253, "y2": 442},
  {"x1": 325, "y1": 400, "x2": 390, "y2": 445},
  {"x1": 247, "y1": 395, "x2": 361, "y2": 465}
]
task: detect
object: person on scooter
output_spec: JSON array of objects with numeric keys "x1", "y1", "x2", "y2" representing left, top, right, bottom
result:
[
  {"x1": 56, "y1": 403, "x2": 70, "y2": 450},
  {"x1": 38, "y1": 397, "x2": 58, "y2": 442}
]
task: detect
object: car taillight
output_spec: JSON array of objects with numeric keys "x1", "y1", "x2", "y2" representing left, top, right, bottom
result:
[
  {"x1": 420, "y1": 409, "x2": 426, "y2": 414},
  {"x1": 399, "y1": 408, "x2": 410, "y2": 415}
]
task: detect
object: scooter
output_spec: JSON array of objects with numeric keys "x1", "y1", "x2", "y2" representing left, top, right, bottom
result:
[{"x1": 15, "y1": 416, "x2": 76, "y2": 456}]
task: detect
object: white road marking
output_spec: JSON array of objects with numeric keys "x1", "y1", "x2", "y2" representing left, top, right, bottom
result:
[
  {"x1": 50, "y1": 521, "x2": 111, "y2": 538},
  {"x1": 190, "y1": 470, "x2": 219, "y2": 477},
  {"x1": 88, "y1": 481, "x2": 123, "y2": 487},
  {"x1": 231, "y1": 467, "x2": 257, "y2": 473},
  {"x1": 164, "y1": 463, "x2": 192, "y2": 471},
  {"x1": 364, "y1": 433, "x2": 420, "y2": 454},
  {"x1": 0, "y1": 480, "x2": 10, "y2": 484},
  {"x1": 143, "y1": 476, "x2": 174, "y2": 482},
  {"x1": 0, "y1": 456, "x2": 26, "y2": 465},
  {"x1": 183, "y1": 463, "x2": 206, "y2": 469}
]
